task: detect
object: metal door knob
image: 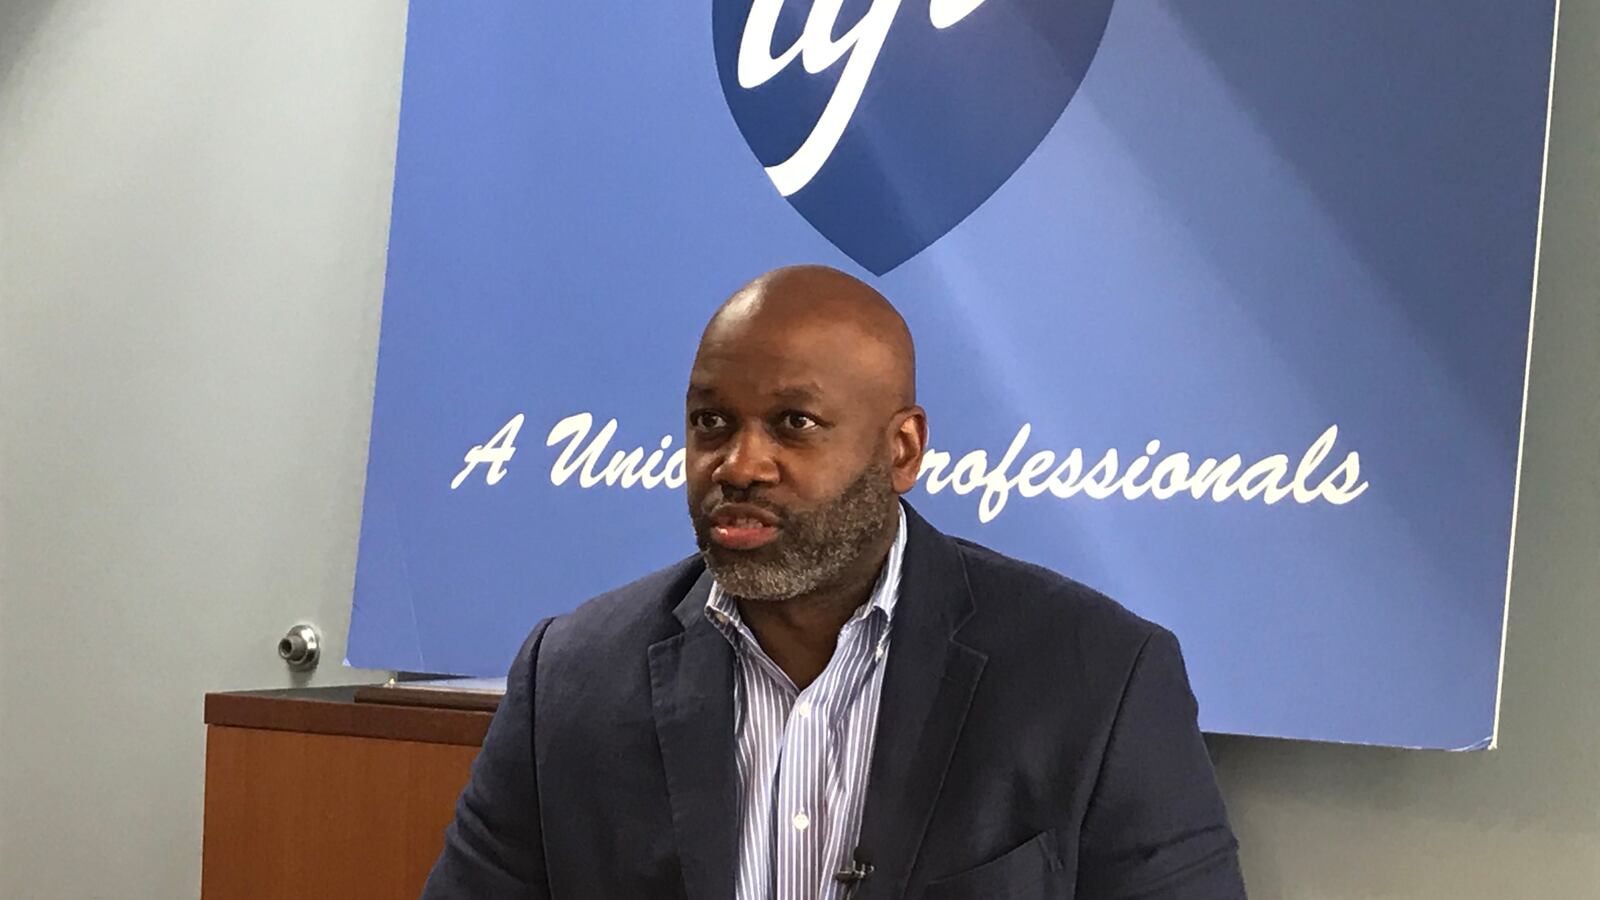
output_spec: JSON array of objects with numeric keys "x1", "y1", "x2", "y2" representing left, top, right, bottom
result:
[{"x1": 278, "y1": 623, "x2": 321, "y2": 671}]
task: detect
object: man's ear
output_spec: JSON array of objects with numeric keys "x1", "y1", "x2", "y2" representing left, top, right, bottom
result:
[{"x1": 889, "y1": 406, "x2": 928, "y2": 494}]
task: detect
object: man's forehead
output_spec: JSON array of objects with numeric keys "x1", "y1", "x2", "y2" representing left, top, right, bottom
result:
[
  {"x1": 688, "y1": 345, "x2": 840, "y2": 400},
  {"x1": 686, "y1": 378, "x2": 827, "y2": 403},
  {"x1": 703, "y1": 312, "x2": 874, "y2": 360},
  {"x1": 700, "y1": 307, "x2": 894, "y2": 363}
]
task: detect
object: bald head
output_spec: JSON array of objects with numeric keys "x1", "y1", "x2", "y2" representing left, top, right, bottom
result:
[{"x1": 701, "y1": 265, "x2": 916, "y2": 407}]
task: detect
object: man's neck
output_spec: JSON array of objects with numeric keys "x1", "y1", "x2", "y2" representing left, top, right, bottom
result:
[{"x1": 735, "y1": 519, "x2": 898, "y2": 690}]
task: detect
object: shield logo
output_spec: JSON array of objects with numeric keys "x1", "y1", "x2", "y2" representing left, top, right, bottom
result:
[{"x1": 712, "y1": 0, "x2": 1115, "y2": 274}]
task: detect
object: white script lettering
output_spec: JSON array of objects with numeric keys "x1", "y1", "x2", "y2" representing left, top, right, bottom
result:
[
  {"x1": 741, "y1": 0, "x2": 990, "y2": 196},
  {"x1": 455, "y1": 412, "x2": 1371, "y2": 523},
  {"x1": 545, "y1": 412, "x2": 685, "y2": 490},
  {"x1": 451, "y1": 413, "x2": 524, "y2": 489},
  {"x1": 929, "y1": 0, "x2": 990, "y2": 29},
  {"x1": 919, "y1": 423, "x2": 1369, "y2": 522}
]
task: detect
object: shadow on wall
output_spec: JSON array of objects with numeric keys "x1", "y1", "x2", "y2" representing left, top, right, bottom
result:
[{"x1": 0, "y1": 0, "x2": 58, "y2": 94}]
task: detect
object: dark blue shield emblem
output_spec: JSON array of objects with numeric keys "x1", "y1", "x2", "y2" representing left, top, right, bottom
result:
[{"x1": 712, "y1": 0, "x2": 1114, "y2": 274}]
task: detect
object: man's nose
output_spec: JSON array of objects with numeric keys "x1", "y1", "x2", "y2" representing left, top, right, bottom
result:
[{"x1": 713, "y1": 426, "x2": 780, "y2": 489}]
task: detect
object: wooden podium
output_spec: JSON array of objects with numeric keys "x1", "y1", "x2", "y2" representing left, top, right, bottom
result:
[{"x1": 202, "y1": 685, "x2": 499, "y2": 899}]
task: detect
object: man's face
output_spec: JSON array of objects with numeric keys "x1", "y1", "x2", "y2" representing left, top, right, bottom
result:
[{"x1": 685, "y1": 317, "x2": 900, "y2": 602}]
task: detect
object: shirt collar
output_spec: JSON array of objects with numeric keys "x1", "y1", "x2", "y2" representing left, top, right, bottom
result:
[{"x1": 706, "y1": 503, "x2": 908, "y2": 637}]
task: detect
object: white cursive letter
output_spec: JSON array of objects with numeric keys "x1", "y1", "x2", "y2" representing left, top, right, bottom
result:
[{"x1": 738, "y1": 0, "x2": 904, "y2": 196}]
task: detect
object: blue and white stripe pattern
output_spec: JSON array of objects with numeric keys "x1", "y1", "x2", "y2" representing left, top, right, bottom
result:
[{"x1": 705, "y1": 505, "x2": 907, "y2": 900}]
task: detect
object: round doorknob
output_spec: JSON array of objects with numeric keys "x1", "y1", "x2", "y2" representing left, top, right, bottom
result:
[{"x1": 278, "y1": 623, "x2": 321, "y2": 671}]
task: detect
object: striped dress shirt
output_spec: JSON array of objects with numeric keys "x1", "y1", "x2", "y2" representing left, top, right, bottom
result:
[{"x1": 705, "y1": 506, "x2": 907, "y2": 900}]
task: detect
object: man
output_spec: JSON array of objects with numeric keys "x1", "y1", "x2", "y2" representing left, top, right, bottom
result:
[{"x1": 424, "y1": 266, "x2": 1246, "y2": 899}]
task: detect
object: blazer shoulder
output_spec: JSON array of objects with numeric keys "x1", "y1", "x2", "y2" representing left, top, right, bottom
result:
[
  {"x1": 950, "y1": 535, "x2": 1164, "y2": 652},
  {"x1": 541, "y1": 554, "x2": 705, "y2": 654}
]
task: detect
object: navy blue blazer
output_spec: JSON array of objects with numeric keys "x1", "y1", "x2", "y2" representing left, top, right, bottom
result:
[{"x1": 424, "y1": 505, "x2": 1245, "y2": 899}]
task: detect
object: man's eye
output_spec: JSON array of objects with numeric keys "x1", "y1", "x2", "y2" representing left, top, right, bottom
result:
[
  {"x1": 690, "y1": 411, "x2": 727, "y2": 430},
  {"x1": 782, "y1": 412, "x2": 819, "y2": 431}
]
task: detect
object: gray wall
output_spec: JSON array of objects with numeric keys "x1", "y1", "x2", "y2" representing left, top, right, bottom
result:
[
  {"x1": 0, "y1": 2, "x2": 1593, "y2": 898},
  {"x1": 0, "y1": 2, "x2": 404, "y2": 897}
]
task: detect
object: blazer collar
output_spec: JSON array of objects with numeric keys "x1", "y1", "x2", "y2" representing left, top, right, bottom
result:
[
  {"x1": 651, "y1": 503, "x2": 986, "y2": 900},
  {"x1": 650, "y1": 568, "x2": 738, "y2": 900},
  {"x1": 854, "y1": 502, "x2": 988, "y2": 900}
]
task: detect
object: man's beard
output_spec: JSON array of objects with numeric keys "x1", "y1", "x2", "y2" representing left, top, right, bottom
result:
[{"x1": 690, "y1": 461, "x2": 898, "y2": 602}]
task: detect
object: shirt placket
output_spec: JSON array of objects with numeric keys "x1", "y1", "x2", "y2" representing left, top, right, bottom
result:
[
  {"x1": 773, "y1": 656, "x2": 835, "y2": 900},
  {"x1": 818, "y1": 614, "x2": 887, "y2": 900}
]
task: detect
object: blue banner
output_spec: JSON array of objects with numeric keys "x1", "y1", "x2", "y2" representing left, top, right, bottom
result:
[{"x1": 351, "y1": 1, "x2": 1556, "y2": 748}]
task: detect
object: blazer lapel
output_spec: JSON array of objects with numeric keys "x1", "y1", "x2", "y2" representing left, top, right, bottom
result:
[
  {"x1": 854, "y1": 505, "x2": 988, "y2": 900},
  {"x1": 649, "y1": 570, "x2": 739, "y2": 900}
]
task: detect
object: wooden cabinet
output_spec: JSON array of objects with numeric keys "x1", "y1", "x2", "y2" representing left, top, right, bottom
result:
[{"x1": 202, "y1": 686, "x2": 497, "y2": 899}]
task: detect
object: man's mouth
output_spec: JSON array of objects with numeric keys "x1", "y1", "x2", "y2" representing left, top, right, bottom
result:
[{"x1": 707, "y1": 504, "x2": 781, "y2": 551}]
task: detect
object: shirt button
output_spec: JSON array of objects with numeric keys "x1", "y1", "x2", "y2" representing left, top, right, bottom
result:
[
  {"x1": 795, "y1": 700, "x2": 812, "y2": 719},
  {"x1": 793, "y1": 811, "x2": 810, "y2": 831},
  {"x1": 875, "y1": 646, "x2": 886, "y2": 660}
]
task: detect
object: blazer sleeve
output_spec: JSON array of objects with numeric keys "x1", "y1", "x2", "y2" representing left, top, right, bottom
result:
[
  {"x1": 1076, "y1": 627, "x2": 1248, "y2": 899},
  {"x1": 422, "y1": 619, "x2": 554, "y2": 899}
]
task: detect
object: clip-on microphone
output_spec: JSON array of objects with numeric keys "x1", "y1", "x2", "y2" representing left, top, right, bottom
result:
[{"x1": 834, "y1": 848, "x2": 874, "y2": 885}]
